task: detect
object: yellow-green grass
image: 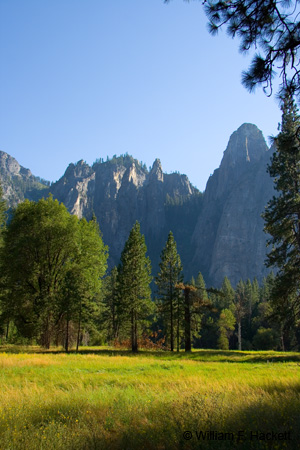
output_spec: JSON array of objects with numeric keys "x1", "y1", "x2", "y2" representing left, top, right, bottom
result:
[{"x1": 0, "y1": 347, "x2": 300, "y2": 449}]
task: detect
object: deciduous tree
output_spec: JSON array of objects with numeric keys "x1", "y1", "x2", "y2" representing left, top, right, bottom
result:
[
  {"x1": 1, "y1": 196, "x2": 108, "y2": 349},
  {"x1": 59, "y1": 217, "x2": 108, "y2": 352}
]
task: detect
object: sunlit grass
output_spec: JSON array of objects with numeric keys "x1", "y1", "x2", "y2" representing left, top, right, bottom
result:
[{"x1": 0, "y1": 347, "x2": 299, "y2": 449}]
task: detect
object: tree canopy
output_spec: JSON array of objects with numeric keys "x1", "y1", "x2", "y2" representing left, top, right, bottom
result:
[
  {"x1": 165, "y1": 0, "x2": 300, "y2": 97},
  {"x1": 263, "y1": 95, "x2": 300, "y2": 321},
  {"x1": 0, "y1": 196, "x2": 108, "y2": 348},
  {"x1": 204, "y1": 0, "x2": 300, "y2": 97}
]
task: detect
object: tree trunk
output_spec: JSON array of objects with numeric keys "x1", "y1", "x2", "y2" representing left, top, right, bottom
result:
[
  {"x1": 170, "y1": 294, "x2": 174, "y2": 352},
  {"x1": 131, "y1": 310, "x2": 138, "y2": 352},
  {"x1": 5, "y1": 320, "x2": 9, "y2": 340},
  {"x1": 76, "y1": 300, "x2": 82, "y2": 352},
  {"x1": 184, "y1": 288, "x2": 191, "y2": 352},
  {"x1": 134, "y1": 312, "x2": 138, "y2": 352},
  {"x1": 238, "y1": 321, "x2": 242, "y2": 351},
  {"x1": 65, "y1": 316, "x2": 69, "y2": 353},
  {"x1": 177, "y1": 309, "x2": 180, "y2": 352},
  {"x1": 131, "y1": 309, "x2": 134, "y2": 351},
  {"x1": 43, "y1": 315, "x2": 51, "y2": 349},
  {"x1": 281, "y1": 333, "x2": 285, "y2": 351},
  {"x1": 112, "y1": 302, "x2": 117, "y2": 342}
]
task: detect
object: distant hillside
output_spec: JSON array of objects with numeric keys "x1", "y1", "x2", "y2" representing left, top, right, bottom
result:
[{"x1": 0, "y1": 151, "x2": 49, "y2": 207}]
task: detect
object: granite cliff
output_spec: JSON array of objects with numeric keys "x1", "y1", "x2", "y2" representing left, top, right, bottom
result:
[
  {"x1": 50, "y1": 155, "x2": 202, "y2": 273},
  {"x1": 191, "y1": 124, "x2": 275, "y2": 286},
  {"x1": 0, "y1": 124, "x2": 276, "y2": 285}
]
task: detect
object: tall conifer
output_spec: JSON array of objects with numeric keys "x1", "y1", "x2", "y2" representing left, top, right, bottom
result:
[
  {"x1": 118, "y1": 221, "x2": 152, "y2": 352},
  {"x1": 263, "y1": 95, "x2": 300, "y2": 324},
  {"x1": 219, "y1": 277, "x2": 235, "y2": 311},
  {"x1": 155, "y1": 231, "x2": 183, "y2": 351}
]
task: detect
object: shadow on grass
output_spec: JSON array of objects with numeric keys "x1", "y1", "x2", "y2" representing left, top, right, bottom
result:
[
  {"x1": 1, "y1": 345, "x2": 300, "y2": 363},
  {"x1": 74, "y1": 348, "x2": 300, "y2": 364}
]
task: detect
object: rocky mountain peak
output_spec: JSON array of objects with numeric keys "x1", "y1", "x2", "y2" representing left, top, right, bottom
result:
[
  {"x1": 0, "y1": 151, "x2": 47, "y2": 206},
  {"x1": 220, "y1": 123, "x2": 268, "y2": 170},
  {"x1": 192, "y1": 123, "x2": 274, "y2": 286},
  {"x1": 204, "y1": 123, "x2": 271, "y2": 202},
  {"x1": 0, "y1": 151, "x2": 25, "y2": 177},
  {"x1": 149, "y1": 158, "x2": 163, "y2": 182},
  {"x1": 64, "y1": 160, "x2": 93, "y2": 180}
]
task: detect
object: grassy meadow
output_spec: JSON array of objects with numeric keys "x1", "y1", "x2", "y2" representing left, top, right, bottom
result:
[{"x1": 1, "y1": 347, "x2": 300, "y2": 449}]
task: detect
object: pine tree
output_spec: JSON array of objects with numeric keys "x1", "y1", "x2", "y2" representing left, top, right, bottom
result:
[
  {"x1": 219, "y1": 277, "x2": 235, "y2": 311},
  {"x1": 195, "y1": 272, "x2": 208, "y2": 302},
  {"x1": 253, "y1": 273, "x2": 277, "y2": 341},
  {"x1": 118, "y1": 222, "x2": 152, "y2": 352},
  {"x1": 217, "y1": 309, "x2": 236, "y2": 350},
  {"x1": 252, "y1": 278, "x2": 260, "y2": 307},
  {"x1": 175, "y1": 283, "x2": 197, "y2": 352},
  {"x1": 177, "y1": 275, "x2": 212, "y2": 352},
  {"x1": 190, "y1": 272, "x2": 209, "y2": 346},
  {"x1": 155, "y1": 231, "x2": 183, "y2": 351},
  {"x1": 204, "y1": 0, "x2": 300, "y2": 98},
  {"x1": 263, "y1": 95, "x2": 300, "y2": 324}
]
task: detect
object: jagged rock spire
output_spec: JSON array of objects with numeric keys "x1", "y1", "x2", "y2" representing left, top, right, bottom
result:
[
  {"x1": 220, "y1": 123, "x2": 268, "y2": 169},
  {"x1": 150, "y1": 158, "x2": 163, "y2": 182}
]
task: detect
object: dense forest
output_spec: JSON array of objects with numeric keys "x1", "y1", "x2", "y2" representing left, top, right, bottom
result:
[{"x1": 0, "y1": 195, "x2": 297, "y2": 353}]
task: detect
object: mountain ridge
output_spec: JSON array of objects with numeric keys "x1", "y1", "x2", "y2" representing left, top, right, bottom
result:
[{"x1": 0, "y1": 123, "x2": 275, "y2": 286}]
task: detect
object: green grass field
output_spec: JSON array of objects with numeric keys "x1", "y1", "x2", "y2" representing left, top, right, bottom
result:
[{"x1": 1, "y1": 347, "x2": 300, "y2": 449}]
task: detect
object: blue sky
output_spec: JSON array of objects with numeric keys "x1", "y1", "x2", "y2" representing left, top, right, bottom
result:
[{"x1": 0, "y1": 0, "x2": 282, "y2": 191}]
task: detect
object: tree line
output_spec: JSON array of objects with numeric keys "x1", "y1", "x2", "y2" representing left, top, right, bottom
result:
[
  {"x1": 0, "y1": 198, "x2": 294, "y2": 352},
  {"x1": 0, "y1": 207, "x2": 297, "y2": 353}
]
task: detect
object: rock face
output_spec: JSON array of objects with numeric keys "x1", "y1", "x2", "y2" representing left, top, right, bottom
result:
[
  {"x1": 50, "y1": 155, "x2": 201, "y2": 272},
  {"x1": 50, "y1": 160, "x2": 95, "y2": 219},
  {"x1": 0, "y1": 124, "x2": 276, "y2": 285},
  {"x1": 0, "y1": 151, "x2": 48, "y2": 206},
  {"x1": 191, "y1": 124, "x2": 275, "y2": 286}
]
